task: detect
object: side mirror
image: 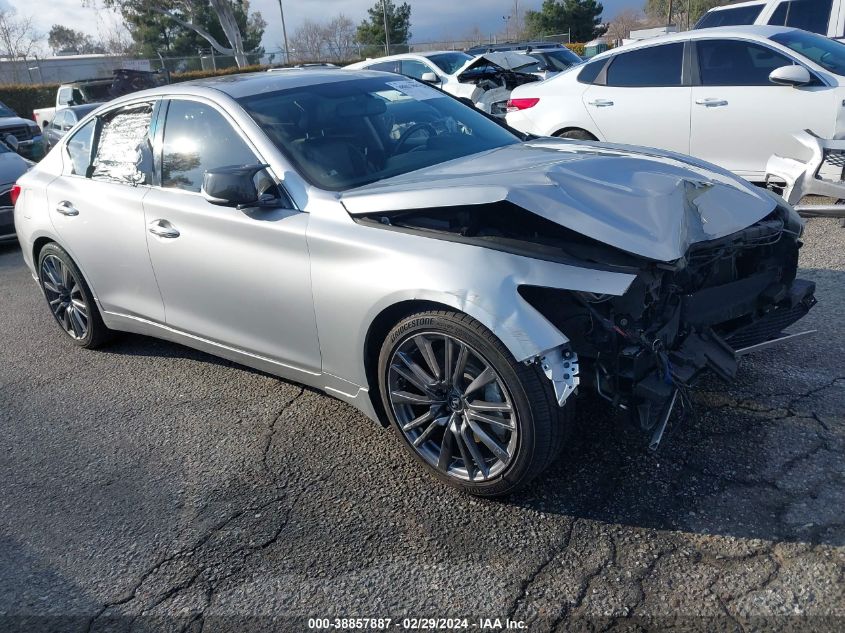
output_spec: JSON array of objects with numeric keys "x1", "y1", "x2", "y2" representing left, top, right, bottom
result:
[
  {"x1": 420, "y1": 71, "x2": 439, "y2": 84},
  {"x1": 202, "y1": 164, "x2": 270, "y2": 208},
  {"x1": 769, "y1": 64, "x2": 812, "y2": 87}
]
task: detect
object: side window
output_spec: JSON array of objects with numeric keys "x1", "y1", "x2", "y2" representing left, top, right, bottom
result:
[
  {"x1": 57, "y1": 88, "x2": 72, "y2": 106},
  {"x1": 91, "y1": 103, "x2": 154, "y2": 185},
  {"x1": 695, "y1": 4, "x2": 764, "y2": 28},
  {"x1": 697, "y1": 39, "x2": 795, "y2": 86},
  {"x1": 62, "y1": 111, "x2": 76, "y2": 131},
  {"x1": 52, "y1": 110, "x2": 68, "y2": 129},
  {"x1": 367, "y1": 60, "x2": 401, "y2": 73},
  {"x1": 605, "y1": 43, "x2": 684, "y2": 87},
  {"x1": 401, "y1": 59, "x2": 433, "y2": 79},
  {"x1": 577, "y1": 59, "x2": 606, "y2": 84},
  {"x1": 65, "y1": 118, "x2": 96, "y2": 176},
  {"x1": 161, "y1": 99, "x2": 259, "y2": 193},
  {"x1": 769, "y1": 0, "x2": 833, "y2": 35}
]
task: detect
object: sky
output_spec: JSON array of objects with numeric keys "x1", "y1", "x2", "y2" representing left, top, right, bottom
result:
[{"x1": 10, "y1": 0, "x2": 640, "y2": 54}]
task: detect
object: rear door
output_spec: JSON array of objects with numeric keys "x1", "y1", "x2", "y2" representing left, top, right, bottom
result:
[
  {"x1": 46, "y1": 101, "x2": 165, "y2": 321},
  {"x1": 582, "y1": 41, "x2": 691, "y2": 154},
  {"x1": 689, "y1": 38, "x2": 837, "y2": 179}
]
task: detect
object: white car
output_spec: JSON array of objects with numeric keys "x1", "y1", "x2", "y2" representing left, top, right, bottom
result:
[
  {"x1": 506, "y1": 25, "x2": 845, "y2": 182},
  {"x1": 346, "y1": 51, "x2": 539, "y2": 116},
  {"x1": 695, "y1": 0, "x2": 845, "y2": 40}
]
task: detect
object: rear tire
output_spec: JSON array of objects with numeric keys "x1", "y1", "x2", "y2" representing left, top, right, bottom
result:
[
  {"x1": 38, "y1": 243, "x2": 113, "y2": 349},
  {"x1": 555, "y1": 128, "x2": 597, "y2": 141},
  {"x1": 378, "y1": 309, "x2": 571, "y2": 497}
]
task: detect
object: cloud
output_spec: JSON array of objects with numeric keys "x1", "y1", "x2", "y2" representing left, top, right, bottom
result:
[{"x1": 15, "y1": 0, "x2": 637, "y2": 57}]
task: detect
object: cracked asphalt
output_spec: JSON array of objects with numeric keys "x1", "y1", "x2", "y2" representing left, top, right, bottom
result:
[{"x1": 1, "y1": 218, "x2": 843, "y2": 633}]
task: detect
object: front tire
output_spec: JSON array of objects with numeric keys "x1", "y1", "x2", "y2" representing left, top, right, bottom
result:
[
  {"x1": 38, "y1": 243, "x2": 112, "y2": 348},
  {"x1": 378, "y1": 310, "x2": 570, "y2": 497}
]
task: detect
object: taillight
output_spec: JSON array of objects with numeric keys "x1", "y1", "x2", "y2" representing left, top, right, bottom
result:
[
  {"x1": 10, "y1": 184, "x2": 21, "y2": 205},
  {"x1": 506, "y1": 98, "x2": 540, "y2": 112}
]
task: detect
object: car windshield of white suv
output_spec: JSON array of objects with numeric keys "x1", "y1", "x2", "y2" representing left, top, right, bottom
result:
[
  {"x1": 426, "y1": 52, "x2": 473, "y2": 74},
  {"x1": 238, "y1": 76, "x2": 520, "y2": 191},
  {"x1": 771, "y1": 30, "x2": 845, "y2": 75}
]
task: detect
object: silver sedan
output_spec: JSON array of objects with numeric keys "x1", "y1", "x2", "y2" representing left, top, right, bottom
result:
[{"x1": 13, "y1": 70, "x2": 816, "y2": 495}]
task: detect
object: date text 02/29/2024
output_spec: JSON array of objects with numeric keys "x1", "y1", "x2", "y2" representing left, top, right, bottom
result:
[{"x1": 307, "y1": 617, "x2": 528, "y2": 630}]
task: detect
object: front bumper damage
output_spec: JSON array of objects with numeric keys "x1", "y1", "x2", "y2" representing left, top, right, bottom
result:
[
  {"x1": 525, "y1": 203, "x2": 817, "y2": 449},
  {"x1": 765, "y1": 129, "x2": 845, "y2": 219}
]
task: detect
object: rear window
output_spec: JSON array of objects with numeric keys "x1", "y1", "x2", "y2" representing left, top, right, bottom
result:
[
  {"x1": 768, "y1": 0, "x2": 833, "y2": 35},
  {"x1": 695, "y1": 4, "x2": 765, "y2": 28},
  {"x1": 605, "y1": 43, "x2": 684, "y2": 87}
]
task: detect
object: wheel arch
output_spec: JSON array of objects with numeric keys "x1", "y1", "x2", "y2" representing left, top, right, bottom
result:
[
  {"x1": 551, "y1": 126, "x2": 599, "y2": 140},
  {"x1": 363, "y1": 299, "x2": 449, "y2": 426},
  {"x1": 32, "y1": 235, "x2": 56, "y2": 273}
]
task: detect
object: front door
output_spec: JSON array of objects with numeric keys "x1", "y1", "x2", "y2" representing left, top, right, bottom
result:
[
  {"x1": 689, "y1": 38, "x2": 837, "y2": 180},
  {"x1": 142, "y1": 98, "x2": 321, "y2": 374}
]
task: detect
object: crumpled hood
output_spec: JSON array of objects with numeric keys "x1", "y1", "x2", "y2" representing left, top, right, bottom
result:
[
  {"x1": 340, "y1": 139, "x2": 778, "y2": 262},
  {"x1": 458, "y1": 52, "x2": 540, "y2": 74}
]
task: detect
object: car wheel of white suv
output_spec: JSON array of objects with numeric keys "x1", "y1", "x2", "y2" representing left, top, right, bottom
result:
[{"x1": 378, "y1": 309, "x2": 571, "y2": 497}]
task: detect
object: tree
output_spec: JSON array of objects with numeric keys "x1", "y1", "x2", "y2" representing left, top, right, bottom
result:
[
  {"x1": 290, "y1": 19, "x2": 327, "y2": 61},
  {"x1": 644, "y1": 0, "x2": 730, "y2": 28},
  {"x1": 524, "y1": 0, "x2": 604, "y2": 42},
  {"x1": 0, "y1": 9, "x2": 41, "y2": 81},
  {"x1": 356, "y1": 0, "x2": 411, "y2": 56},
  {"x1": 323, "y1": 15, "x2": 357, "y2": 62},
  {"x1": 92, "y1": 0, "x2": 265, "y2": 67},
  {"x1": 605, "y1": 9, "x2": 645, "y2": 42},
  {"x1": 48, "y1": 25, "x2": 105, "y2": 54}
]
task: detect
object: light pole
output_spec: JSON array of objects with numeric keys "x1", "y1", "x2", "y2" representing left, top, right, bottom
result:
[
  {"x1": 278, "y1": 0, "x2": 290, "y2": 64},
  {"x1": 382, "y1": 0, "x2": 391, "y2": 55}
]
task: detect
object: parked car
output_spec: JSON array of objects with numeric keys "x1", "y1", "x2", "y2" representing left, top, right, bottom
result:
[
  {"x1": 506, "y1": 25, "x2": 845, "y2": 182},
  {"x1": 43, "y1": 104, "x2": 102, "y2": 152},
  {"x1": 33, "y1": 69, "x2": 166, "y2": 131},
  {"x1": 466, "y1": 41, "x2": 584, "y2": 74},
  {"x1": 14, "y1": 70, "x2": 815, "y2": 495},
  {"x1": 345, "y1": 51, "x2": 539, "y2": 116},
  {"x1": 695, "y1": 0, "x2": 844, "y2": 39},
  {"x1": 0, "y1": 137, "x2": 33, "y2": 241},
  {"x1": 0, "y1": 100, "x2": 43, "y2": 161}
]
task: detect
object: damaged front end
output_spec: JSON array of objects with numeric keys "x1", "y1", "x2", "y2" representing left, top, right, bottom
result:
[
  {"x1": 520, "y1": 202, "x2": 817, "y2": 447},
  {"x1": 353, "y1": 198, "x2": 816, "y2": 449}
]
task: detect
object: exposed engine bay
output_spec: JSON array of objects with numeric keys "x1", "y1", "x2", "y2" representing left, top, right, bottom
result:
[{"x1": 355, "y1": 199, "x2": 817, "y2": 447}]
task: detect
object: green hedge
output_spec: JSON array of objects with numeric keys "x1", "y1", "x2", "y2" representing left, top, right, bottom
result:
[{"x1": 0, "y1": 83, "x2": 60, "y2": 118}]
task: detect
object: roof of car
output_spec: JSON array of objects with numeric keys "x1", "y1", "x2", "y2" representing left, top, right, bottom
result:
[
  {"x1": 590, "y1": 24, "x2": 798, "y2": 59},
  {"x1": 705, "y1": 0, "x2": 767, "y2": 11},
  {"x1": 346, "y1": 50, "x2": 470, "y2": 66},
  {"x1": 115, "y1": 68, "x2": 393, "y2": 102}
]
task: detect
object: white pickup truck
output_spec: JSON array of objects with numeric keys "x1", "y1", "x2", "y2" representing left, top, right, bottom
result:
[
  {"x1": 32, "y1": 78, "x2": 113, "y2": 131},
  {"x1": 32, "y1": 69, "x2": 168, "y2": 130}
]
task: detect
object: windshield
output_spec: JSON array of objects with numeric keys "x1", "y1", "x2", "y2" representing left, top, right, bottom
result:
[
  {"x1": 238, "y1": 76, "x2": 520, "y2": 191},
  {"x1": 0, "y1": 100, "x2": 16, "y2": 117},
  {"x1": 426, "y1": 52, "x2": 473, "y2": 74},
  {"x1": 771, "y1": 30, "x2": 845, "y2": 75}
]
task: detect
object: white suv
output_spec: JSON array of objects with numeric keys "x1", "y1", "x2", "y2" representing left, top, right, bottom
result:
[
  {"x1": 505, "y1": 25, "x2": 845, "y2": 182},
  {"x1": 695, "y1": 0, "x2": 844, "y2": 39}
]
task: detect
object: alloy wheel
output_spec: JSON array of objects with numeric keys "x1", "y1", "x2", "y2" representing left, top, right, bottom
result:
[
  {"x1": 40, "y1": 254, "x2": 89, "y2": 340},
  {"x1": 387, "y1": 332, "x2": 518, "y2": 481}
]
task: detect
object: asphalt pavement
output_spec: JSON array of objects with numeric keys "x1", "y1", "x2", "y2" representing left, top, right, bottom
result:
[{"x1": 0, "y1": 219, "x2": 843, "y2": 633}]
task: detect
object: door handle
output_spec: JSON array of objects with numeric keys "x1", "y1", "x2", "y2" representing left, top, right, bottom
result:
[
  {"x1": 148, "y1": 219, "x2": 180, "y2": 239},
  {"x1": 55, "y1": 200, "x2": 79, "y2": 216},
  {"x1": 588, "y1": 99, "x2": 614, "y2": 107},
  {"x1": 695, "y1": 98, "x2": 728, "y2": 107}
]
